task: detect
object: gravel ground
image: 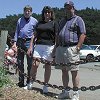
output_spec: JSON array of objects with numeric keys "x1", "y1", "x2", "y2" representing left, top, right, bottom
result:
[{"x1": 0, "y1": 86, "x2": 57, "y2": 100}]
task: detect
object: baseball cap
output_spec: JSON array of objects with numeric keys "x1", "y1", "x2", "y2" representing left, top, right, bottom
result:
[{"x1": 64, "y1": 1, "x2": 74, "y2": 7}]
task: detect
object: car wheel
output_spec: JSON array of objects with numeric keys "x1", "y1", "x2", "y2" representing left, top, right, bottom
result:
[
  {"x1": 96, "y1": 55, "x2": 100, "y2": 62},
  {"x1": 86, "y1": 54, "x2": 94, "y2": 62}
]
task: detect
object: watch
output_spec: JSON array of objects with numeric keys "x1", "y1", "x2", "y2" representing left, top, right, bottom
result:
[{"x1": 77, "y1": 46, "x2": 80, "y2": 51}]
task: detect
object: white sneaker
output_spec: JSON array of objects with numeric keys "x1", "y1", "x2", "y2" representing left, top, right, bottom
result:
[
  {"x1": 24, "y1": 85, "x2": 28, "y2": 90},
  {"x1": 58, "y1": 90, "x2": 70, "y2": 99},
  {"x1": 43, "y1": 85, "x2": 48, "y2": 93},
  {"x1": 24, "y1": 82, "x2": 33, "y2": 90},
  {"x1": 71, "y1": 93, "x2": 79, "y2": 100}
]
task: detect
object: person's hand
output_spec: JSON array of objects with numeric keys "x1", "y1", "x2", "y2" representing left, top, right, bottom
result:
[
  {"x1": 27, "y1": 47, "x2": 33, "y2": 57},
  {"x1": 12, "y1": 42, "x2": 17, "y2": 49},
  {"x1": 51, "y1": 51, "x2": 55, "y2": 58},
  {"x1": 51, "y1": 46, "x2": 56, "y2": 58},
  {"x1": 12, "y1": 45, "x2": 17, "y2": 52},
  {"x1": 76, "y1": 45, "x2": 81, "y2": 52}
]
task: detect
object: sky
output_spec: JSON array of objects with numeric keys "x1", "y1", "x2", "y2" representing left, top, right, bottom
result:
[{"x1": 0, "y1": 0, "x2": 100, "y2": 18}]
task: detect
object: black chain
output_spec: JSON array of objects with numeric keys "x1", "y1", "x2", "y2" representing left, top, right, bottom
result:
[
  {"x1": 3, "y1": 34, "x2": 100, "y2": 91},
  {"x1": 3, "y1": 58, "x2": 100, "y2": 91},
  {"x1": 40, "y1": 58, "x2": 88, "y2": 66}
]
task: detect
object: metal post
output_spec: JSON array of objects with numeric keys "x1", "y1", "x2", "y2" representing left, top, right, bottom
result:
[{"x1": 0, "y1": 30, "x2": 8, "y2": 61}]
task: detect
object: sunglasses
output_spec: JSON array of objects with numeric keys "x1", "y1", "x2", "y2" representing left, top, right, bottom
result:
[{"x1": 44, "y1": 11, "x2": 51, "y2": 13}]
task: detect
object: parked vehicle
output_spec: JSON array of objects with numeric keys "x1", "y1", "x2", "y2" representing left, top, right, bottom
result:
[{"x1": 80, "y1": 45, "x2": 100, "y2": 62}]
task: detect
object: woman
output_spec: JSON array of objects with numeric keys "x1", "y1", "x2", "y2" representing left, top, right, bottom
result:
[{"x1": 26, "y1": 6, "x2": 58, "y2": 93}]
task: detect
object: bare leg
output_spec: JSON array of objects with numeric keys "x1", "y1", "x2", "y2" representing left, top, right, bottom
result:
[
  {"x1": 44, "y1": 63, "x2": 51, "y2": 83},
  {"x1": 71, "y1": 71, "x2": 80, "y2": 99},
  {"x1": 71, "y1": 71, "x2": 79, "y2": 88},
  {"x1": 62, "y1": 67, "x2": 69, "y2": 88},
  {"x1": 57, "y1": 67, "x2": 70, "y2": 99},
  {"x1": 30, "y1": 58, "x2": 40, "y2": 81}
]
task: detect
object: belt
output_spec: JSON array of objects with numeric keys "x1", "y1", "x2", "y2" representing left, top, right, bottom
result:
[
  {"x1": 59, "y1": 42, "x2": 78, "y2": 47},
  {"x1": 18, "y1": 38, "x2": 31, "y2": 41}
]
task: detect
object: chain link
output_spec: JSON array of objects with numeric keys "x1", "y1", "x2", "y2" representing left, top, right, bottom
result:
[
  {"x1": 2, "y1": 58, "x2": 100, "y2": 91},
  {"x1": 2, "y1": 34, "x2": 100, "y2": 91}
]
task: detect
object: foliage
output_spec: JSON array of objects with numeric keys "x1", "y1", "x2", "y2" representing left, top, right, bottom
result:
[
  {"x1": 0, "y1": 7, "x2": 100, "y2": 44},
  {"x1": 0, "y1": 66, "x2": 11, "y2": 88}
]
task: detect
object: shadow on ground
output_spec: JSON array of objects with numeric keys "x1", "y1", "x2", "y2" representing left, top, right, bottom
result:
[{"x1": 31, "y1": 86, "x2": 58, "y2": 99}]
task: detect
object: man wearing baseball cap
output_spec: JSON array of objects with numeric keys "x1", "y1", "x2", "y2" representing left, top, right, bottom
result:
[
  {"x1": 54, "y1": 1, "x2": 86, "y2": 100},
  {"x1": 64, "y1": 0, "x2": 74, "y2": 7}
]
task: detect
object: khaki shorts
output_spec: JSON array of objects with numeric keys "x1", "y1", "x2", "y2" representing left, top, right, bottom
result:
[{"x1": 55, "y1": 46, "x2": 80, "y2": 71}]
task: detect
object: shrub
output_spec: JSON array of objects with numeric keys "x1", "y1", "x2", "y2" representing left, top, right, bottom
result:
[{"x1": 0, "y1": 66, "x2": 11, "y2": 88}]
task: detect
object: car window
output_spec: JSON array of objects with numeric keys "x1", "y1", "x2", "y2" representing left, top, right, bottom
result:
[
  {"x1": 97, "y1": 46, "x2": 100, "y2": 50},
  {"x1": 81, "y1": 45, "x2": 92, "y2": 50},
  {"x1": 80, "y1": 45, "x2": 87, "y2": 49},
  {"x1": 89, "y1": 45, "x2": 98, "y2": 50}
]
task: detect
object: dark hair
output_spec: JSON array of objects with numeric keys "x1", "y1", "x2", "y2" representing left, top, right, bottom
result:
[
  {"x1": 24, "y1": 5, "x2": 32, "y2": 12},
  {"x1": 42, "y1": 6, "x2": 55, "y2": 21}
]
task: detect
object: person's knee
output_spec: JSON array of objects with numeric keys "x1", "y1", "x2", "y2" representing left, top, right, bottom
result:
[
  {"x1": 62, "y1": 67, "x2": 68, "y2": 74},
  {"x1": 32, "y1": 63, "x2": 39, "y2": 68},
  {"x1": 62, "y1": 69, "x2": 69, "y2": 76},
  {"x1": 71, "y1": 71, "x2": 79, "y2": 79},
  {"x1": 32, "y1": 59, "x2": 40, "y2": 68},
  {"x1": 71, "y1": 70, "x2": 78, "y2": 75},
  {"x1": 45, "y1": 63, "x2": 51, "y2": 67}
]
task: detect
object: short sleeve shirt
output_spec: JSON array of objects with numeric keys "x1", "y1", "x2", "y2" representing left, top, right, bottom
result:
[{"x1": 58, "y1": 15, "x2": 86, "y2": 45}]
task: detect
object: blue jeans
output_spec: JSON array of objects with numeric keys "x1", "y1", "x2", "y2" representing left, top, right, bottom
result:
[{"x1": 17, "y1": 40, "x2": 33, "y2": 84}]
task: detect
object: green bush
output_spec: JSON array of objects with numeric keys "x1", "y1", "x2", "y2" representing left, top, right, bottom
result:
[{"x1": 0, "y1": 66, "x2": 11, "y2": 88}]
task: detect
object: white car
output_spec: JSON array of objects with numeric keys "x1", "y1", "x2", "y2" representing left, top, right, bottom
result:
[{"x1": 80, "y1": 45, "x2": 100, "y2": 62}]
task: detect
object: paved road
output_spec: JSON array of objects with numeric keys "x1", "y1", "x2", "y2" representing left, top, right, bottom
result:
[
  {"x1": 33, "y1": 62, "x2": 100, "y2": 100},
  {"x1": 9, "y1": 60, "x2": 100, "y2": 100}
]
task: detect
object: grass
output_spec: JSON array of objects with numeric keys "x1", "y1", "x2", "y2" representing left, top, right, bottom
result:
[
  {"x1": 0, "y1": 61, "x2": 12, "y2": 97},
  {"x1": 0, "y1": 66, "x2": 11, "y2": 87}
]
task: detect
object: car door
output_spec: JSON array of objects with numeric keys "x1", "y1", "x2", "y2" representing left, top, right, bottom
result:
[{"x1": 96, "y1": 46, "x2": 100, "y2": 55}]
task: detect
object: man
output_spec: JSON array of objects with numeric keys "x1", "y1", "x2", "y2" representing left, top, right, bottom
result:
[
  {"x1": 12, "y1": 5, "x2": 38, "y2": 87},
  {"x1": 55, "y1": 1, "x2": 86, "y2": 100}
]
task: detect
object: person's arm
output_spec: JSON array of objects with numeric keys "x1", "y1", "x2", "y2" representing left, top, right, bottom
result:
[
  {"x1": 51, "y1": 21, "x2": 59, "y2": 58},
  {"x1": 76, "y1": 17, "x2": 86, "y2": 51},
  {"x1": 30, "y1": 33, "x2": 35, "y2": 48},
  {"x1": 76, "y1": 33, "x2": 86, "y2": 51},
  {"x1": 27, "y1": 20, "x2": 38, "y2": 56},
  {"x1": 27, "y1": 32, "x2": 36, "y2": 56},
  {"x1": 12, "y1": 20, "x2": 20, "y2": 48}
]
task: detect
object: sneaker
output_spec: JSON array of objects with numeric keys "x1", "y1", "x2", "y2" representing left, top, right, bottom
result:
[
  {"x1": 24, "y1": 82, "x2": 33, "y2": 90},
  {"x1": 16, "y1": 82, "x2": 24, "y2": 87},
  {"x1": 43, "y1": 85, "x2": 48, "y2": 93},
  {"x1": 24, "y1": 85, "x2": 28, "y2": 90},
  {"x1": 71, "y1": 93, "x2": 79, "y2": 100},
  {"x1": 58, "y1": 90, "x2": 70, "y2": 99}
]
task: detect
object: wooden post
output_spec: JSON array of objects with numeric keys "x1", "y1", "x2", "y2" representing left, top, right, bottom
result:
[{"x1": 0, "y1": 30, "x2": 8, "y2": 61}]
